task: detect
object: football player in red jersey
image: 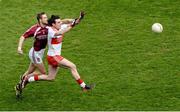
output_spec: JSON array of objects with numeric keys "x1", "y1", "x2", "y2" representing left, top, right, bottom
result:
[{"x1": 15, "y1": 12, "x2": 48, "y2": 98}]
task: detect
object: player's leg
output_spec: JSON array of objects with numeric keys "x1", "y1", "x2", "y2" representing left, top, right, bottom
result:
[
  {"x1": 15, "y1": 50, "x2": 37, "y2": 97},
  {"x1": 22, "y1": 54, "x2": 60, "y2": 84},
  {"x1": 15, "y1": 63, "x2": 36, "y2": 88},
  {"x1": 20, "y1": 62, "x2": 36, "y2": 81},
  {"x1": 34, "y1": 63, "x2": 46, "y2": 74},
  {"x1": 58, "y1": 58, "x2": 94, "y2": 91},
  {"x1": 21, "y1": 62, "x2": 47, "y2": 88},
  {"x1": 59, "y1": 58, "x2": 80, "y2": 79},
  {"x1": 21, "y1": 53, "x2": 62, "y2": 87},
  {"x1": 27, "y1": 65, "x2": 59, "y2": 82},
  {"x1": 36, "y1": 55, "x2": 61, "y2": 81},
  {"x1": 34, "y1": 49, "x2": 47, "y2": 75},
  {"x1": 21, "y1": 48, "x2": 39, "y2": 79},
  {"x1": 45, "y1": 65, "x2": 59, "y2": 80},
  {"x1": 31, "y1": 49, "x2": 47, "y2": 75},
  {"x1": 20, "y1": 49, "x2": 47, "y2": 88},
  {"x1": 15, "y1": 63, "x2": 37, "y2": 97}
]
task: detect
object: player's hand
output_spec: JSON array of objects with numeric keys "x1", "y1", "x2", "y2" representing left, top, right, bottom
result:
[
  {"x1": 71, "y1": 11, "x2": 85, "y2": 27},
  {"x1": 79, "y1": 11, "x2": 85, "y2": 21},
  {"x1": 17, "y1": 47, "x2": 23, "y2": 55},
  {"x1": 74, "y1": 11, "x2": 85, "y2": 25}
]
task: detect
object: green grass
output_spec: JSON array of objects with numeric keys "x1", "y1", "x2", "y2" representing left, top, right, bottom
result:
[{"x1": 0, "y1": 0, "x2": 180, "y2": 111}]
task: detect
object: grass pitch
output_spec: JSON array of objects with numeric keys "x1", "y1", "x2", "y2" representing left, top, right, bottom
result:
[{"x1": 0, "y1": 0, "x2": 179, "y2": 111}]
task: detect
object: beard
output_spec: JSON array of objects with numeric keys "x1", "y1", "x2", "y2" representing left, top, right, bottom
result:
[{"x1": 42, "y1": 22, "x2": 48, "y2": 25}]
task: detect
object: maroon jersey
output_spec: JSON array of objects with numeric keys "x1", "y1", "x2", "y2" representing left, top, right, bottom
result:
[{"x1": 22, "y1": 24, "x2": 48, "y2": 51}]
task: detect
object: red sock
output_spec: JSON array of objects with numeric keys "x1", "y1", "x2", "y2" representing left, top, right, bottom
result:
[
  {"x1": 34, "y1": 74, "x2": 39, "y2": 81},
  {"x1": 76, "y1": 79, "x2": 83, "y2": 84},
  {"x1": 76, "y1": 79, "x2": 86, "y2": 88}
]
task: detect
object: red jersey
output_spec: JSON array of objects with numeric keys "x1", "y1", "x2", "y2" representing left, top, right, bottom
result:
[{"x1": 22, "y1": 24, "x2": 48, "y2": 51}]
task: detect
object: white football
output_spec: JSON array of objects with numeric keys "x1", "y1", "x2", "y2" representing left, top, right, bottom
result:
[{"x1": 152, "y1": 23, "x2": 163, "y2": 33}]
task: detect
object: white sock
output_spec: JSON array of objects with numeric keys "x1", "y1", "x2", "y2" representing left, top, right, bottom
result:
[
  {"x1": 80, "y1": 82, "x2": 86, "y2": 88},
  {"x1": 28, "y1": 77, "x2": 35, "y2": 82}
]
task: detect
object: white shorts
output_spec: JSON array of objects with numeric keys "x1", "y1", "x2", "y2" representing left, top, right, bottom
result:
[{"x1": 29, "y1": 47, "x2": 45, "y2": 64}]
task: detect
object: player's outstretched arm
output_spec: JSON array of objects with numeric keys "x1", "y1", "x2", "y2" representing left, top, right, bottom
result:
[
  {"x1": 61, "y1": 11, "x2": 85, "y2": 24},
  {"x1": 61, "y1": 19, "x2": 75, "y2": 24},
  {"x1": 69, "y1": 11, "x2": 85, "y2": 27},
  {"x1": 54, "y1": 12, "x2": 85, "y2": 36},
  {"x1": 78, "y1": 11, "x2": 85, "y2": 21},
  {"x1": 54, "y1": 24, "x2": 73, "y2": 36},
  {"x1": 17, "y1": 36, "x2": 25, "y2": 55},
  {"x1": 75, "y1": 11, "x2": 85, "y2": 24}
]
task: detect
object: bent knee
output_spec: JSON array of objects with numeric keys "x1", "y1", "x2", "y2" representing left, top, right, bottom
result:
[{"x1": 40, "y1": 70, "x2": 46, "y2": 75}]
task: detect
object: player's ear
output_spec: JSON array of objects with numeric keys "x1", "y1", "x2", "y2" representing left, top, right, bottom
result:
[
  {"x1": 52, "y1": 23, "x2": 55, "y2": 26},
  {"x1": 39, "y1": 19, "x2": 41, "y2": 22}
]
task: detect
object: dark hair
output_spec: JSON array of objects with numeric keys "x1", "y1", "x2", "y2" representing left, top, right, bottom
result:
[
  {"x1": 48, "y1": 15, "x2": 60, "y2": 26},
  {"x1": 37, "y1": 12, "x2": 46, "y2": 22}
]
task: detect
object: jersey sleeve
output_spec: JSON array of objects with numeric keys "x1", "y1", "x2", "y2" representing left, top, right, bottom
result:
[
  {"x1": 60, "y1": 24, "x2": 69, "y2": 31},
  {"x1": 22, "y1": 25, "x2": 37, "y2": 38}
]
